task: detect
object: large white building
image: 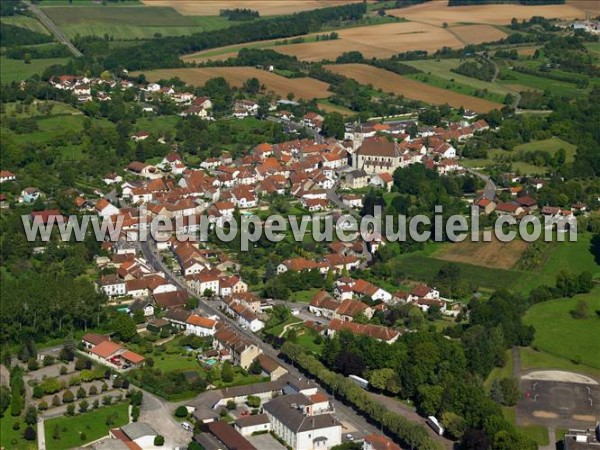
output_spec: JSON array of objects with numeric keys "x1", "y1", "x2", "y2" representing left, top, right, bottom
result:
[
  {"x1": 264, "y1": 393, "x2": 341, "y2": 450},
  {"x1": 352, "y1": 140, "x2": 403, "y2": 174}
]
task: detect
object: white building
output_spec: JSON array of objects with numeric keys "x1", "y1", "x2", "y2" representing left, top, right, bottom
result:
[
  {"x1": 185, "y1": 314, "x2": 218, "y2": 337},
  {"x1": 264, "y1": 393, "x2": 341, "y2": 450}
]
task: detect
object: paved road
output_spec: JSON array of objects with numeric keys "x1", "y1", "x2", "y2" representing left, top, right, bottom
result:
[
  {"x1": 139, "y1": 239, "x2": 453, "y2": 448},
  {"x1": 28, "y1": 1, "x2": 83, "y2": 57},
  {"x1": 466, "y1": 168, "x2": 496, "y2": 201},
  {"x1": 37, "y1": 418, "x2": 46, "y2": 450}
]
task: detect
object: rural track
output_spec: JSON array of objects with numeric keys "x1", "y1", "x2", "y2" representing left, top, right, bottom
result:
[{"x1": 27, "y1": 1, "x2": 83, "y2": 58}]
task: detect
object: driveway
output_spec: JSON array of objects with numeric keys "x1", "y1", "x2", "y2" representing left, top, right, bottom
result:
[{"x1": 138, "y1": 390, "x2": 190, "y2": 449}]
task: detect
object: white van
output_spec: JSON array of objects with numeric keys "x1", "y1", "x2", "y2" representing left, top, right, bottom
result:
[{"x1": 181, "y1": 422, "x2": 193, "y2": 432}]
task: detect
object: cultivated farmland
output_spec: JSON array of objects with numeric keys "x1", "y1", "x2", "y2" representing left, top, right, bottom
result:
[
  {"x1": 450, "y1": 24, "x2": 507, "y2": 45},
  {"x1": 387, "y1": 1, "x2": 588, "y2": 26},
  {"x1": 140, "y1": 0, "x2": 357, "y2": 16},
  {"x1": 433, "y1": 236, "x2": 529, "y2": 270},
  {"x1": 325, "y1": 63, "x2": 502, "y2": 112},
  {"x1": 138, "y1": 67, "x2": 332, "y2": 100},
  {"x1": 270, "y1": 21, "x2": 464, "y2": 61}
]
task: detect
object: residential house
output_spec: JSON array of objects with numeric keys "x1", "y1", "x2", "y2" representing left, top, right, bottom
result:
[
  {"x1": 369, "y1": 172, "x2": 394, "y2": 191},
  {"x1": 186, "y1": 314, "x2": 218, "y2": 337},
  {"x1": 98, "y1": 274, "x2": 126, "y2": 298},
  {"x1": 213, "y1": 324, "x2": 262, "y2": 369},
  {"x1": 0, "y1": 170, "x2": 16, "y2": 183},
  {"x1": 257, "y1": 354, "x2": 288, "y2": 381},
  {"x1": 363, "y1": 434, "x2": 402, "y2": 450},
  {"x1": 21, "y1": 187, "x2": 40, "y2": 203},
  {"x1": 326, "y1": 319, "x2": 400, "y2": 344}
]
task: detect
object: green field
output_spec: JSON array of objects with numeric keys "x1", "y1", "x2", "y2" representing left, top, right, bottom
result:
[
  {"x1": 44, "y1": 402, "x2": 129, "y2": 450},
  {"x1": 392, "y1": 232, "x2": 599, "y2": 294},
  {"x1": 42, "y1": 5, "x2": 233, "y2": 39},
  {"x1": 462, "y1": 138, "x2": 577, "y2": 175},
  {"x1": 0, "y1": 56, "x2": 70, "y2": 83},
  {"x1": 523, "y1": 288, "x2": 600, "y2": 370},
  {"x1": 404, "y1": 58, "x2": 513, "y2": 98},
  {"x1": 1, "y1": 15, "x2": 50, "y2": 34},
  {"x1": 514, "y1": 137, "x2": 577, "y2": 163},
  {"x1": 406, "y1": 72, "x2": 506, "y2": 104},
  {"x1": 498, "y1": 67, "x2": 585, "y2": 98},
  {"x1": 1, "y1": 101, "x2": 80, "y2": 118}
]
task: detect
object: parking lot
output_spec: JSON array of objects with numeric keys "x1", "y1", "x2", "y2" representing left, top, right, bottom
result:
[{"x1": 246, "y1": 433, "x2": 287, "y2": 450}]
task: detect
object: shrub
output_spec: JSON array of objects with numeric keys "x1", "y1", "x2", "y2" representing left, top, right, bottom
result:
[
  {"x1": 62, "y1": 390, "x2": 74, "y2": 404},
  {"x1": 23, "y1": 426, "x2": 36, "y2": 441},
  {"x1": 79, "y1": 400, "x2": 89, "y2": 413},
  {"x1": 77, "y1": 387, "x2": 87, "y2": 399},
  {"x1": 89, "y1": 385, "x2": 98, "y2": 396},
  {"x1": 12, "y1": 421, "x2": 20, "y2": 430},
  {"x1": 154, "y1": 435, "x2": 165, "y2": 446},
  {"x1": 59, "y1": 366, "x2": 68, "y2": 375},
  {"x1": 65, "y1": 404, "x2": 75, "y2": 416},
  {"x1": 174, "y1": 405, "x2": 188, "y2": 418},
  {"x1": 52, "y1": 395, "x2": 61, "y2": 407},
  {"x1": 80, "y1": 432, "x2": 87, "y2": 441},
  {"x1": 27, "y1": 358, "x2": 39, "y2": 371},
  {"x1": 33, "y1": 385, "x2": 44, "y2": 399},
  {"x1": 38, "y1": 401, "x2": 48, "y2": 411},
  {"x1": 43, "y1": 355, "x2": 55, "y2": 366},
  {"x1": 132, "y1": 405, "x2": 140, "y2": 422}
]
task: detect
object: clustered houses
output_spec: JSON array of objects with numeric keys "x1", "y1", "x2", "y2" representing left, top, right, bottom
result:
[
  {"x1": 81, "y1": 333, "x2": 145, "y2": 371},
  {"x1": 50, "y1": 74, "x2": 212, "y2": 120},
  {"x1": 220, "y1": 293, "x2": 265, "y2": 332},
  {"x1": 277, "y1": 255, "x2": 360, "y2": 275},
  {"x1": 325, "y1": 319, "x2": 401, "y2": 344},
  {"x1": 190, "y1": 374, "x2": 342, "y2": 450},
  {"x1": 347, "y1": 119, "x2": 489, "y2": 175}
]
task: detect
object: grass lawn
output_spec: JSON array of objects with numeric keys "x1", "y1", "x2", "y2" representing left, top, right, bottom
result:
[
  {"x1": 519, "y1": 424, "x2": 549, "y2": 446},
  {"x1": 0, "y1": 414, "x2": 37, "y2": 450},
  {"x1": 213, "y1": 367, "x2": 269, "y2": 389},
  {"x1": 0, "y1": 56, "x2": 70, "y2": 83},
  {"x1": 44, "y1": 402, "x2": 129, "y2": 450},
  {"x1": 519, "y1": 347, "x2": 600, "y2": 379},
  {"x1": 42, "y1": 5, "x2": 232, "y2": 39},
  {"x1": 264, "y1": 316, "x2": 302, "y2": 337},
  {"x1": 150, "y1": 352, "x2": 201, "y2": 372},
  {"x1": 289, "y1": 288, "x2": 320, "y2": 303},
  {"x1": 523, "y1": 288, "x2": 600, "y2": 370},
  {"x1": 293, "y1": 330, "x2": 324, "y2": 356}
]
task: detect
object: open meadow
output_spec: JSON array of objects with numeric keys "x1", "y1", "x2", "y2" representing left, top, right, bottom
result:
[
  {"x1": 0, "y1": 56, "x2": 70, "y2": 84},
  {"x1": 325, "y1": 63, "x2": 502, "y2": 112},
  {"x1": 138, "y1": 67, "x2": 332, "y2": 100},
  {"x1": 523, "y1": 288, "x2": 600, "y2": 371}
]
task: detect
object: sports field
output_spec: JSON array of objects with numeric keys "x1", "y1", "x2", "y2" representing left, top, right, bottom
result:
[
  {"x1": 138, "y1": 67, "x2": 332, "y2": 100},
  {"x1": 141, "y1": 0, "x2": 357, "y2": 16},
  {"x1": 387, "y1": 1, "x2": 588, "y2": 26},
  {"x1": 325, "y1": 63, "x2": 502, "y2": 112},
  {"x1": 523, "y1": 288, "x2": 600, "y2": 370}
]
